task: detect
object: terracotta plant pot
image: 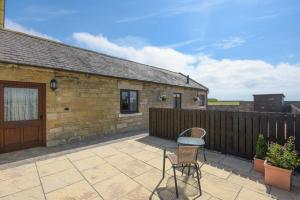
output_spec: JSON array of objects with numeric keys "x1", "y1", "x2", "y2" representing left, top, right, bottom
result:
[
  {"x1": 264, "y1": 161, "x2": 292, "y2": 191},
  {"x1": 253, "y1": 157, "x2": 265, "y2": 174}
]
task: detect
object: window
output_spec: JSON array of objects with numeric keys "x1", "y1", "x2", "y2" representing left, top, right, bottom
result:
[
  {"x1": 198, "y1": 95, "x2": 205, "y2": 106},
  {"x1": 173, "y1": 93, "x2": 181, "y2": 109},
  {"x1": 120, "y1": 90, "x2": 138, "y2": 113},
  {"x1": 4, "y1": 87, "x2": 38, "y2": 121}
]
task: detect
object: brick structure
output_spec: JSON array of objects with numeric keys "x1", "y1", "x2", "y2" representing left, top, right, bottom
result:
[
  {"x1": 253, "y1": 94, "x2": 285, "y2": 112},
  {"x1": 0, "y1": 29, "x2": 208, "y2": 149}
]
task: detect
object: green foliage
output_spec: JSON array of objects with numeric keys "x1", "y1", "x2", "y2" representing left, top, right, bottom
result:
[
  {"x1": 255, "y1": 134, "x2": 267, "y2": 159},
  {"x1": 159, "y1": 95, "x2": 167, "y2": 102},
  {"x1": 208, "y1": 98, "x2": 218, "y2": 102},
  {"x1": 208, "y1": 101, "x2": 240, "y2": 106},
  {"x1": 266, "y1": 137, "x2": 300, "y2": 170}
]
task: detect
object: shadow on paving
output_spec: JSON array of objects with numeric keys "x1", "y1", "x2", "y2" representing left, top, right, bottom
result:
[
  {"x1": 137, "y1": 135, "x2": 300, "y2": 198},
  {"x1": 0, "y1": 130, "x2": 146, "y2": 169}
]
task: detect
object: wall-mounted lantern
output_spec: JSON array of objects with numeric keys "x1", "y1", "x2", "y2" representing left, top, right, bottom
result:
[{"x1": 50, "y1": 79, "x2": 57, "y2": 91}]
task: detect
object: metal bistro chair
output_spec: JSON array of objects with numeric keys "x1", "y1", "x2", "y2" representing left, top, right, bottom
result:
[
  {"x1": 166, "y1": 146, "x2": 202, "y2": 198},
  {"x1": 178, "y1": 127, "x2": 207, "y2": 162}
]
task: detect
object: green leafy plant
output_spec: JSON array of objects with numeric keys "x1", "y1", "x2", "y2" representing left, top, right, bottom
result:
[
  {"x1": 159, "y1": 95, "x2": 167, "y2": 102},
  {"x1": 266, "y1": 137, "x2": 300, "y2": 170},
  {"x1": 255, "y1": 134, "x2": 267, "y2": 159},
  {"x1": 193, "y1": 96, "x2": 199, "y2": 102}
]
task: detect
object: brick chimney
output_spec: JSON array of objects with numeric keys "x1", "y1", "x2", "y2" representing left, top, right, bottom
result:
[
  {"x1": 186, "y1": 75, "x2": 190, "y2": 84},
  {"x1": 0, "y1": 0, "x2": 5, "y2": 29}
]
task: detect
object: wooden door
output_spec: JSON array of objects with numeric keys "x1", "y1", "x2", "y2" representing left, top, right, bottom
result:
[{"x1": 0, "y1": 81, "x2": 46, "y2": 153}]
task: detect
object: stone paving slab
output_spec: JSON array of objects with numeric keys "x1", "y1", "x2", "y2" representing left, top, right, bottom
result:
[
  {"x1": 0, "y1": 186, "x2": 45, "y2": 200},
  {"x1": 40, "y1": 168, "x2": 83, "y2": 193},
  {"x1": 0, "y1": 134, "x2": 299, "y2": 200}
]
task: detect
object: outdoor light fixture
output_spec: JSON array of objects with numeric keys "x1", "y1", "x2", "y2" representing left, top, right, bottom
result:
[{"x1": 50, "y1": 79, "x2": 57, "y2": 91}]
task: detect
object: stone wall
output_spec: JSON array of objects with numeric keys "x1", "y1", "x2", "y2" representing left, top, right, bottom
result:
[{"x1": 0, "y1": 63, "x2": 207, "y2": 146}]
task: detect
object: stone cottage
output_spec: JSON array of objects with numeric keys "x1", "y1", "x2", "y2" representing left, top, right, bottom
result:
[{"x1": 0, "y1": 28, "x2": 208, "y2": 153}]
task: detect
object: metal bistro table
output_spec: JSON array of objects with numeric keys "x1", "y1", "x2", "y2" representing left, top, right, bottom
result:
[
  {"x1": 177, "y1": 136, "x2": 206, "y2": 162},
  {"x1": 162, "y1": 137, "x2": 206, "y2": 178},
  {"x1": 178, "y1": 137, "x2": 206, "y2": 176}
]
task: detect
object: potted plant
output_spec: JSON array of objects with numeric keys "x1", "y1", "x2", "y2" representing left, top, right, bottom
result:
[
  {"x1": 264, "y1": 137, "x2": 300, "y2": 191},
  {"x1": 254, "y1": 134, "x2": 267, "y2": 174},
  {"x1": 159, "y1": 94, "x2": 167, "y2": 102},
  {"x1": 193, "y1": 96, "x2": 199, "y2": 102}
]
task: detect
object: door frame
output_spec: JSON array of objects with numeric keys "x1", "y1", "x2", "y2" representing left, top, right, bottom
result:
[{"x1": 0, "y1": 80, "x2": 46, "y2": 152}]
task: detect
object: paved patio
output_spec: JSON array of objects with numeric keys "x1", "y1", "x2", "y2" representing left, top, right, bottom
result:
[{"x1": 0, "y1": 133, "x2": 299, "y2": 200}]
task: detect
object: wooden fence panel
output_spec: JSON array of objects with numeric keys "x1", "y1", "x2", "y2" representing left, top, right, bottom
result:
[
  {"x1": 173, "y1": 109, "x2": 178, "y2": 138},
  {"x1": 226, "y1": 112, "x2": 233, "y2": 154},
  {"x1": 149, "y1": 108, "x2": 300, "y2": 159},
  {"x1": 245, "y1": 113, "x2": 253, "y2": 159},
  {"x1": 232, "y1": 112, "x2": 239, "y2": 155},
  {"x1": 205, "y1": 110, "x2": 210, "y2": 149},
  {"x1": 214, "y1": 111, "x2": 221, "y2": 152},
  {"x1": 180, "y1": 110, "x2": 186, "y2": 134},
  {"x1": 196, "y1": 110, "x2": 201, "y2": 130},
  {"x1": 170, "y1": 109, "x2": 174, "y2": 139},
  {"x1": 165, "y1": 109, "x2": 169, "y2": 139},
  {"x1": 252, "y1": 113, "x2": 260, "y2": 156},
  {"x1": 286, "y1": 115, "x2": 295, "y2": 139},
  {"x1": 268, "y1": 114, "x2": 277, "y2": 143},
  {"x1": 156, "y1": 109, "x2": 161, "y2": 138},
  {"x1": 295, "y1": 116, "x2": 300, "y2": 152},
  {"x1": 162, "y1": 109, "x2": 167, "y2": 139},
  {"x1": 260, "y1": 113, "x2": 268, "y2": 140},
  {"x1": 238, "y1": 112, "x2": 246, "y2": 158},
  {"x1": 220, "y1": 111, "x2": 227, "y2": 154},
  {"x1": 192, "y1": 110, "x2": 197, "y2": 127},
  {"x1": 276, "y1": 114, "x2": 285, "y2": 145},
  {"x1": 209, "y1": 111, "x2": 215, "y2": 150},
  {"x1": 184, "y1": 110, "x2": 190, "y2": 131},
  {"x1": 200, "y1": 110, "x2": 206, "y2": 129}
]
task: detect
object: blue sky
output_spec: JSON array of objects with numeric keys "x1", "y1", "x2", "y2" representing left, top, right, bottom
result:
[{"x1": 4, "y1": 0, "x2": 300, "y2": 100}]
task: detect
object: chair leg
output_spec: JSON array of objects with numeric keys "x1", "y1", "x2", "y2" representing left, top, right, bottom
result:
[
  {"x1": 203, "y1": 146, "x2": 207, "y2": 162},
  {"x1": 173, "y1": 166, "x2": 179, "y2": 198},
  {"x1": 195, "y1": 164, "x2": 202, "y2": 196},
  {"x1": 181, "y1": 164, "x2": 187, "y2": 176},
  {"x1": 196, "y1": 163, "x2": 202, "y2": 178},
  {"x1": 162, "y1": 148, "x2": 166, "y2": 178}
]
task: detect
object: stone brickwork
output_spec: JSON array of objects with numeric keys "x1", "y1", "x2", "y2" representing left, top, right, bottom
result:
[{"x1": 0, "y1": 63, "x2": 207, "y2": 146}]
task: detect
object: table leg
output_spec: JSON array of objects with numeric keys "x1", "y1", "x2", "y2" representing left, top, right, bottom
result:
[{"x1": 163, "y1": 148, "x2": 166, "y2": 178}]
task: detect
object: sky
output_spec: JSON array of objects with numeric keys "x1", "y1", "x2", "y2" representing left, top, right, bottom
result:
[{"x1": 4, "y1": 0, "x2": 300, "y2": 100}]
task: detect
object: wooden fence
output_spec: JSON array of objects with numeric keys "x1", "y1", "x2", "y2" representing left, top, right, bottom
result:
[{"x1": 149, "y1": 108, "x2": 300, "y2": 159}]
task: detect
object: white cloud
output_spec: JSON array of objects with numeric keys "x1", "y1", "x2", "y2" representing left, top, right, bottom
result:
[
  {"x1": 214, "y1": 37, "x2": 246, "y2": 49},
  {"x1": 72, "y1": 32, "x2": 300, "y2": 100},
  {"x1": 164, "y1": 38, "x2": 203, "y2": 49},
  {"x1": 113, "y1": 36, "x2": 149, "y2": 49},
  {"x1": 5, "y1": 19, "x2": 59, "y2": 41},
  {"x1": 72, "y1": 32, "x2": 195, "y2": 70}
]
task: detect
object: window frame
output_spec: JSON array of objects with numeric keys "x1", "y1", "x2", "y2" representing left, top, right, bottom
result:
[
  {"x1": 120, "y1": 89, "x2": 139, "y2": 114},
  {"x1": 198, "y1": 95, "x2": 205, "y2": 106},
  {"x1": 173, "y1": 93, "x2": 182, "y2": 109}
]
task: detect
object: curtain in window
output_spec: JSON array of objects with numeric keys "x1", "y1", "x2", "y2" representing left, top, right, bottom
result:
[
  {"x1": 4, "y1": 87, "x2": 38, "y2": 121},
  {"x1": 199, "y1": 95, "x2": 205, "y2": 106},
  {"x1": 129, "y1": 91, "x2": 137, "y2": 112}
]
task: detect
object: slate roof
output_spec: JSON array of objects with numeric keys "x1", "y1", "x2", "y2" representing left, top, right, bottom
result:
[{"x1": 0, "y1": 29, "x2": 208, "y2": 91}]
